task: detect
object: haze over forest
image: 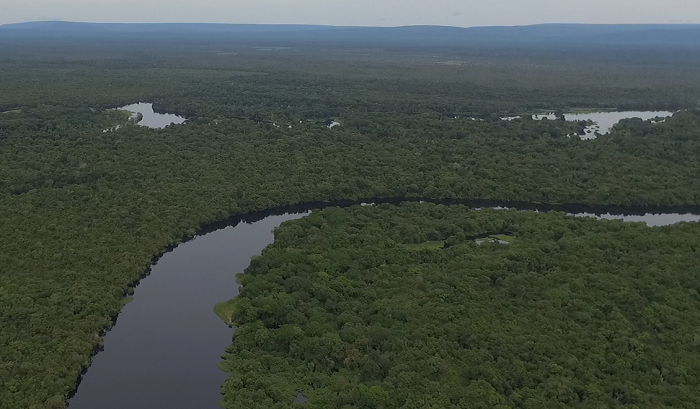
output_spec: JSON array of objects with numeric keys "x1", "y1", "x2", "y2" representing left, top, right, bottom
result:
[
  {"x1": 2, "y1": 21, "x2": 700, "y2": 48},
  {"x1": 1, "y1": 0, "x2": 699, "y2": 26}
]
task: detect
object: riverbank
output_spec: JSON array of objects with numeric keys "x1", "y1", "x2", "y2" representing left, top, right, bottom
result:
[{"x1": 66, "y1": 197, "x2": 700, "y2": 407}]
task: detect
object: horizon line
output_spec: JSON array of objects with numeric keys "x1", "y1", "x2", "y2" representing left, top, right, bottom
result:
[{"x1": 2, "y1": 20, "x2": 700, "y2": 29}]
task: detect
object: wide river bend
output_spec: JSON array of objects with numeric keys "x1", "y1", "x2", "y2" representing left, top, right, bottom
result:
[{"x1": 67, "y1": 202, "x2": 700, "y2": 408}]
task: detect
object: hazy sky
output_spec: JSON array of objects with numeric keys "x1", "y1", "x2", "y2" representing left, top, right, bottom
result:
[{"x1": 1, "y1": 0, "x2": 698, "y2": 27}]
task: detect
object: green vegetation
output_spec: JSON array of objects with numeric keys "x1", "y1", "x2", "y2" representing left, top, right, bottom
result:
[
  {"x1": 120, "y1": 296, "x2": 134, "y2": 307},
  {"x1": 215, "y1": 300, "x2": 238, "y2": 327},
  {"x1": 491, "y1": 234, "x2": 514, "y2": 242},
  {"x1": 404, "y1": 241, "x2": 445, "y2": 251},
  {"x1": 1, "y1": 35, "x2": 700, "y2": 408},
  {"x1": 220, "y1": 203, "x2": 700, "y2": 409}
]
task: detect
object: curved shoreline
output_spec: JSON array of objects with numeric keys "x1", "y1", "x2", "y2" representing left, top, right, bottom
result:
[
  {"x1": 200, "y1": 197, "x2": 700, "y2": 234},
  {"x1": 65, "y1": 196, "x2": 700, "y2": 405}
]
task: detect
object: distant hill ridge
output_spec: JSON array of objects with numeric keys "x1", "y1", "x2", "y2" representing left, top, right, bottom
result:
[
  {"x1": 1, "y1": 21, "x2": 699, "y2": 47},
  {"x1": 0, "y1": 21, "x2": 339, "y2": 33}
]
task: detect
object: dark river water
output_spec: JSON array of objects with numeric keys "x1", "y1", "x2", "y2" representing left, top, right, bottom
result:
[
  {"x1": 67, "y1": 204, "x2": 700, "y2": 408},
  {"x1": 68, "y1": 212, "x2": 308, "y2": 409}
]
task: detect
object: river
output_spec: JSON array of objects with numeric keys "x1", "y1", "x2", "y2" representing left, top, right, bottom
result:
[
  {"x1": 67, "y1": 212, "x2": 308, "y2": 409},
  {"x1": 66, "y1": 202, "x2": 700, "y2": 408}
]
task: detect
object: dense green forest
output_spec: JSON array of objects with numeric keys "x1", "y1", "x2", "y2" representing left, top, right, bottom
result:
[
  {"x1": 1, "y1": 33, "x2": 700, "y2": 408},
  {"x1": 219, "y1": 203, "x2": 700, "y2": 409}
]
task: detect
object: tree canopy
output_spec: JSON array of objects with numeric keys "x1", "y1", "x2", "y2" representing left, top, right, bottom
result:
[
  {"x1": 1, "y1": 35, "x2": 700, "y2": 408},
  {"x1": 221, "y1": 203, "x2": 700, "y2": 409}
]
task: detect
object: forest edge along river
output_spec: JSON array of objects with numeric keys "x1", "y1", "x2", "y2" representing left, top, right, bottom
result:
[
  {"x1": 67, "y1": 211, "x2": 309, "y2": 409},
  {"x1": 66, "y1": 198, "x2": 700, "y2": 408}
]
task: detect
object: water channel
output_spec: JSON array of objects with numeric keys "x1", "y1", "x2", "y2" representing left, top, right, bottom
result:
[
  {"x1": 68, "y1": 212, "x2": 308, "y2": 409},
  {"x1": 67, "y1": 202, "x2": 700, "y2": 408}
]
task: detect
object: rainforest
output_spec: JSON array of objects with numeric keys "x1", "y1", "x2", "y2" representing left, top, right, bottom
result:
[
  {"x1": 1, "y1": 22, "x2": 700, "y2": 409},
  {"x1": 221, "y1": 203, "x2": 700, "y2": 408}
]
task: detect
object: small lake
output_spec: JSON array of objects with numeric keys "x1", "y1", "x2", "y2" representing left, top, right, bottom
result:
[
  {"x1": 66, "y1": 201, "x2": 700, "y2": 408},
  {"x1": 506, "y1": 111, "x2": 674, "y2": 140},
  {"x1": 561, "y1": 111, "x2": 673, "y2": 139},
  {"x1": 118, "y1": 103, "x2": 187, "y2": 129}
]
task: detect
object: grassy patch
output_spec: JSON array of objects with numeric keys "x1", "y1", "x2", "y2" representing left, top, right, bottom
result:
[
  {"x1": 475, "y1": 234, "x2": 514, "y2": 245},
  {"x1": 214, "y1": 300, "x2": 237, "y2": 326},
  {"x1": 491, "y1": 234, "x2": 515, "y2": 242}
]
